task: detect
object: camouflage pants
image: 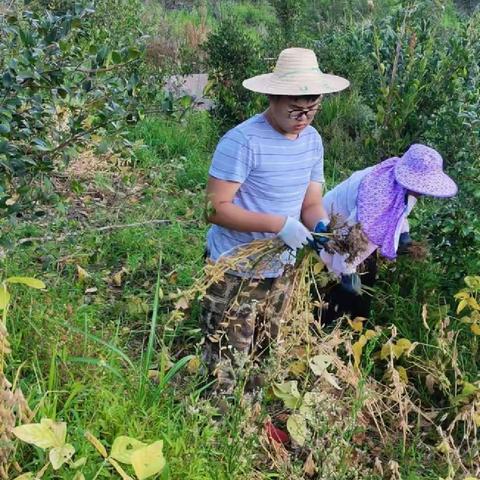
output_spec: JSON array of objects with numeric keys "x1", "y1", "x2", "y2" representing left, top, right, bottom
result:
[{"x1": 200, "y1": 270, "x2": 294, "y2": 394}]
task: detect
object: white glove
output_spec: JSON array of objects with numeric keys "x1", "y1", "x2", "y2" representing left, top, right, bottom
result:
[{"x1": 277, "y1": 216, "x2": 313, "y2": 250}]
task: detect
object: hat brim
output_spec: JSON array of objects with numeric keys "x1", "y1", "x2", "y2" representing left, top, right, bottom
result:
[
  {"x1": 395, "y1": 164, "x2": 458, "y2": 198},
  {"x1": 242, "y1": 72, "x2": 350, "y2": 95}
]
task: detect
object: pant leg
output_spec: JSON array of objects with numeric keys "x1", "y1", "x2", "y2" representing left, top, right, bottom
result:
[
  {"x1": 254, "y1": 271, "x2": 294, "y2": 358},
  {"x1": 200, "y1": 274, "x2": 269, "y2": 393}
]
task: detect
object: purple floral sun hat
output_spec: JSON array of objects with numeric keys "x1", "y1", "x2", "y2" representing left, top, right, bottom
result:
[{"x1": 394, "y1": 144, "x2": 458, "y2": 198}]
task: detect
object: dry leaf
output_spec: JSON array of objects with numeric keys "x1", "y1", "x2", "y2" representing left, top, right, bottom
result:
[
  {"x1": 303, "y1": 451, "x2": 316, "y2": 477},
  {"x1": 85, "y1": 431, "x2": 108, "y2": 458},
  {"x1": 76, "y1": 265, "x2": 90, "y2": 281}
]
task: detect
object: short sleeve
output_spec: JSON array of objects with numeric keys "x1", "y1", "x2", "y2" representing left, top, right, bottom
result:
[
  {"x1": 310, "y1": 135, "x2": 325, "y2": 183},
  {"x1": 209, "y1": 130, "x2": 253, "y2": 183}
]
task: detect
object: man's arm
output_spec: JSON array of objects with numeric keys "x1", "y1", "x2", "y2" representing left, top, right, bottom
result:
[
  {"x1": 301, "y1": 181, "x2": 328, "y2": 230},
  {"x1": 205, "y1": 176, "x2": 285, "y2": 233}
]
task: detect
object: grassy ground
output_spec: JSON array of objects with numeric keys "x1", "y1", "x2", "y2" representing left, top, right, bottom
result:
[{"x1": 2, "y1": 110, "x2": 477, "y2": 479}]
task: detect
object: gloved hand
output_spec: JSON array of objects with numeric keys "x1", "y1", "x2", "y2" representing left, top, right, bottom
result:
[
  {"x1": 340, "y1": 273, "x2": 362, "y2": 295},
  {"x1": 309, "y1": 218, "x2": 330, "y2": 253},
  {"x1": 397, "y1": 232, "x2": 413, "y2": 255},
  {"x1": 277, "y1": 216, "x2": 313, "y2": 250}
]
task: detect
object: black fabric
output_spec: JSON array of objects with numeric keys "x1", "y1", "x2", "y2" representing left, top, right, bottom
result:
[{"x1": 314, "y1": 254, "x2": 378, "y2": 325}]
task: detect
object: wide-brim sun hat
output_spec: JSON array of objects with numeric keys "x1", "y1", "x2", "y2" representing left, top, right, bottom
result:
[
  {"x1": 394, "y1": 144, "x2": 458, "y2": 198},
  {"x1": 242, "y1": 47, "x2": 350, "y2": 96}
]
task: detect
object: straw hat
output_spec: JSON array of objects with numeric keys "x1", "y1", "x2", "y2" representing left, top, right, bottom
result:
[
  {"x1": 394, "y1": 144, "x2": 458, "y2": 198},
  {"x1": 242, "y1": 47, "x2": 350, "y2": 96}
]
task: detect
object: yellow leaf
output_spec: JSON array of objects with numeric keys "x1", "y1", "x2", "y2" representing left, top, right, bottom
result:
[
  {"x1": 76, "y1": 265, "x2": 90, "y2": 281},
  {"x1": 352, "y1": 335, "x2": 367, "y2": 369},
  {"x1": 72, "y1": 473, "x2": 86, "y2": 480},
  {"x1": 71, "y1": 457, "x2": 87, "y2": 469},
  {"x1": 313, "y1": 263, "x2": 323, "y2": 275},
  {"x1": 465, "y1": 275, "x2": 480, "y2": 290},
  {"x1": 393, "y1": 338, "x2": 412, "y2": 359},
  {"x1": 468, "y1": 297, "x2": 480, "y2": 310},
  {"x1": 0, "y1": 283, "x2": 10, "y2": 310},
  {"x1": 110, "y1": 436, "x2": 147, "y2": 464},
  {"x1": 397, "y1": 366, "x2": 408, "y2": 384},
  {"x1": 13, "y1": 419, "x2": 66, "y2": 449},
  {"x1": 436, "y1": 439, "x2": 450, "y2": 454},
  {"x1": 471, "y1": 323, "x2": 480, "y2": 336},
  {"x1": 13, "y1": 474, "x2": 34, "y2": 480},
  {"x1": 49, "y1": 444, "x2": 75, "y2": 470},
  {"x1": 131, "y1": 440, "x2": 166, "y2": 480},
  {"x1": 6, "y1": 276, "x2": 46, "y2": 289},
  {"x1": 112, "y1": 270, "x2": 124, "y2": 287},
  {"x1": 288, "y1": 360, "x2": 307, "y2": 377},
  {"x1": 380, "y1": 343, "x2": 394, "y2": 360},
  {"x1": 85, "y1": 431, "x2": 108, "y2": 458},
  {"x1": 457, "y1": 299, "x2": 468, "y2": 314},
  {"x1": 187, "y1": 356, "x2": 200, "y2": 374},
  {"x1": 473, "y1": 413, "x2": 480, "y2": 427},
  {"x1": 286, "y1": 414, "x2": 308, "y2": 446},
  {"x1": 348, "y1": 319, "x2": 363, "y2": 332},
  {"x1": 364, "y1": 329, "x2": 377, "y2": 340}
]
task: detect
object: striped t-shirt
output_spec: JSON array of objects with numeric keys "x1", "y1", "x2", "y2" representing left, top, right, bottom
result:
[{"x1": 206, "y1": 113, "x2": 325, "y2": 277}]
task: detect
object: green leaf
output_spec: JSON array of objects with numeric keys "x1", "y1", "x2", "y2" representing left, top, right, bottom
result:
[
  {"x1": 286, "y1": 414, "x2": 308, "y2": 446},
  {"x1": 110, "y1": 436, "x2": 147, "y2": 464},
  {"x1": 131, "y1": 440, "x2": 166, "y2": 480},
  {"x1": 6, "y1": 276, "x2": 46, "y2": 289},
  {"x1": 0, "y1": 123, "x2": 11, "y2": 134},
  {"x1": 272, "y1": 381, "x2": 301, "y2": 409}
]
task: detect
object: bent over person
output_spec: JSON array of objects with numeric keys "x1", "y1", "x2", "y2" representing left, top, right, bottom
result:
[
  {"x1": 317, "y1": 144, "x2": 458, "y2": 324},
  {"x1": 200, "y1": 48, "x2": 350, "y2": 394}
]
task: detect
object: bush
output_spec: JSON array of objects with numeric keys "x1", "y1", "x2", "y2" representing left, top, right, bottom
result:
[{"x1": 203, "y1": 17, "x2": 267, "y2": 131}]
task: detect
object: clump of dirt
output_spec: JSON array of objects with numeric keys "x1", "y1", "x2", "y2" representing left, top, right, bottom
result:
[
  {"x1": 405, "y1": 241, "x2": 429, "y2": 261},
  {"x1": 324, "y1": 214, "x2": 370, "y2": 262}
]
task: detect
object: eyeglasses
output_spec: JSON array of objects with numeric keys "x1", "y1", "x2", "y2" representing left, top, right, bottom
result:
[{"x1": 287, "y1": 105, "x2": 321, "y2": 121}]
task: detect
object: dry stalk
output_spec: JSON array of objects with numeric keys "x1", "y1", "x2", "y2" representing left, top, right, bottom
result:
[{"x1": 0, "y1": 316, "x2": 32, "y2": 479}]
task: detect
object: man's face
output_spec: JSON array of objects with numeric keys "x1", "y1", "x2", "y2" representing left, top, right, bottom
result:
[{"x1": 268, "y1": 96, "x2": 322, "y2": 135}]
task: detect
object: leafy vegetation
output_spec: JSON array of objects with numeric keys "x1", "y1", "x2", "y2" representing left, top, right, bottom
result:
[{"x1": 1, "y1": 0, "x2": 479, "y2": 479}]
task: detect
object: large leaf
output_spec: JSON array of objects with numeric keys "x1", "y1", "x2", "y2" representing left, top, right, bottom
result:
[
  {"x1": 111, "y1": 436, "x2": 147, "y2": 464},
  {"x1": 131, "y1": 440, "x2": 166, "y2": 480},
  {"x1": 6, "y1": 276, "x2": 46, "y2": 289},
  {"x1": 13, "y1": 419, "x2": 66, "y2": 449},
  {"x1": 272, "y1": 381, "x2": 301, "y2": 409},
  {"x1": 286, "y1": 414, "x2": 308, "y2": 446},
  {"x1": 49, "y1": 443, "x2": 75, "y2": 470}
]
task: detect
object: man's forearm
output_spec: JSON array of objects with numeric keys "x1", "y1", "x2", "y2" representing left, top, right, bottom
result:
[
  {"x1": 207, "y1": 202, "x2": 285, "y2": 234},
  {"x1": 301, "y1": 203, "x2": 329, "y2": 230}
]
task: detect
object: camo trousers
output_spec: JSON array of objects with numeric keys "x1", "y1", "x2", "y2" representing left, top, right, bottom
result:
[{"x1": 200, "y1": 270, "x2": 294, "y2": 394}]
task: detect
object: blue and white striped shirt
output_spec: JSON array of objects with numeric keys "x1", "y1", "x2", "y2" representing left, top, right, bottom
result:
[{"x1": 206, "y1": 113, "x2": 325, "y2": 277}]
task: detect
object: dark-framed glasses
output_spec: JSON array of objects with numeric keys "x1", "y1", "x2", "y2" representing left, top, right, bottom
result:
[{"x1": 287, "y1": 105, "x2": 321, "y2": 120}]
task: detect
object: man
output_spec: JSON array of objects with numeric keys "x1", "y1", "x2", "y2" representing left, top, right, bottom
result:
[
  {"x1": 201, "y1": 47, "x2": 349, "y2": 393},
  {"x1": 317, "y1": 144, "x2": 458, "y2": 324}
]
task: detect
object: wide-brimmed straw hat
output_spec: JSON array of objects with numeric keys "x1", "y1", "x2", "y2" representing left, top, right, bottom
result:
[
  {"x1": 242, "y1": 47, "x2": 350, "y2": 96},
  {"x1": 394, "y1": 144, "x2": 458, "y2": 198}
]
